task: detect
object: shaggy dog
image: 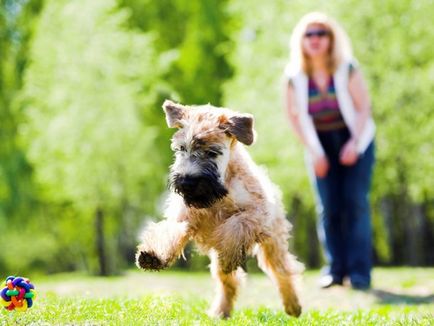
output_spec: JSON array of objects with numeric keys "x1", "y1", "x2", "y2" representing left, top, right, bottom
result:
[{"x1": 136, "y1": 100, "x2": 302, "y2": 318}]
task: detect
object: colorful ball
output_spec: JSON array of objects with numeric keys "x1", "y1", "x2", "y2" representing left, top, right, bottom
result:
[{"x1": 0, "y1": 276, "x2": 36, "y2": 312}]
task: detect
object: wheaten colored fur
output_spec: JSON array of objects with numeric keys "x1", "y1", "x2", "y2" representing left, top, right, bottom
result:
[{"x1": 136, "y1": 100, "x2": 302, "y2": 318}]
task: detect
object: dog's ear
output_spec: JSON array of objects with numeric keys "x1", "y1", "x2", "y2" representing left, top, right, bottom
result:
[
  {"x1": 162, "y1": 100, "x2": 185, "y2": 128},
  {"x1": 221, "y1": 113, "x2": 256, "y2": 145}
]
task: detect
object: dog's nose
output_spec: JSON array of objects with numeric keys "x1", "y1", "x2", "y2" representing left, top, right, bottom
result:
[{"x1": 178, "y1": 175, "x2": 199, "y2": 192}]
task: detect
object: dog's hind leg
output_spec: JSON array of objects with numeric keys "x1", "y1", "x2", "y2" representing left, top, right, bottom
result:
[
  {"x1": 212, "y1": 212, "x2": 259, "y2": 274},
  {"x1": 208, "y1": 250, "x2": 244, "y2": 319},
  {"x1": 256, "y1": 235, "x2": 302, "y2": 317},
  {"x1": 136, "y1": 220, "x2": 191, "y2": 271}
]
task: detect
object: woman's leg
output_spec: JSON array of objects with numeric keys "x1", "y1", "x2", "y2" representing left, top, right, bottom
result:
[
  {"x1": 314, "y1": 161, "x2": 346, "y2": 284},
  {"x1": 342, "y1": 142, "x2": 375, "y2": 289}
]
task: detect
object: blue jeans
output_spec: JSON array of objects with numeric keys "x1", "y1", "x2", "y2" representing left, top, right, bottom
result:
[{"x1": 313, "y1": 129, "x2": 375, "y2": 287}]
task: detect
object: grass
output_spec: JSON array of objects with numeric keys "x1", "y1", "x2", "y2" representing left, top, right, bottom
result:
[{"x1": 1, "y1": 268, "x2": 433, "y2": 325}]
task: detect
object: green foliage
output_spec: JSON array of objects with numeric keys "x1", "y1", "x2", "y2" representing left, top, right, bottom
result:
[
  {"x1": 18, "y1": 0, "x2": 169, "y2": 274},
  {"x1": 120, "y1": 0, "x2": 234, "y2": 105},
  {"x1": 23, "y1": 0, "x2": 162, "y2": 208},
  {"x1": 0, "y1": 0, "x2": 44, "y2": 272},
  {"x1": 0, "y1": 0, "x2": 42, "y2": 220}
]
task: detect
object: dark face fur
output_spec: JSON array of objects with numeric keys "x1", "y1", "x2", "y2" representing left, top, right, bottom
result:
[
  {"x1": 168, "y1": 137, "x2": 229, "y2": 209},
  {"x1": 162, "y1": 100, "x2": 255, "y2": 209}
]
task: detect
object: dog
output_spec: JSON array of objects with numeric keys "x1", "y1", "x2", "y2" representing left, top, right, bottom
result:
[{"x1": 136, "y1": 100, "x2": 302, "y2": 318}]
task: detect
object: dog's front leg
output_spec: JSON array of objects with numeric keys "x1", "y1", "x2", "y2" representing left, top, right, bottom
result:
[
  {"x1": 213, "y1": 211, "x2": 261, "y2": 274},
  {"x1": 136, "y1": 218, "x2": 191, "y2": 271}
]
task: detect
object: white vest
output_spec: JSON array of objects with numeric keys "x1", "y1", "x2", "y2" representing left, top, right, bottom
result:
[{"x1": 287, "y1": 61, "x2": 375, "y2": 156}]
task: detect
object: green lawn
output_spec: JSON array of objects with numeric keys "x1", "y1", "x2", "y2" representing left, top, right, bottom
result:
[{"x1": 1, "y1": 268, "x2": 433, "y2": 325}]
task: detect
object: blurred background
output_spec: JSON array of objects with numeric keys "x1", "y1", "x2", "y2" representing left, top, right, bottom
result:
[{"x1": 0, "y1": 0, "x2": 433, "y2": 277}]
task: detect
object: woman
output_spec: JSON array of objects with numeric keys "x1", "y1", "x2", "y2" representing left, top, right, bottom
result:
[{"x1": 284, "y1": 12, "x2": 375, "y2": 289}]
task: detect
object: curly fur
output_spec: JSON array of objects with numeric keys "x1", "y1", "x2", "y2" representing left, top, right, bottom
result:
[{"x1": 136, "y1": 100, "x2": 302, "y2": 318}]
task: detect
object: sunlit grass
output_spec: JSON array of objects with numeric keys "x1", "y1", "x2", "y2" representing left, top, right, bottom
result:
[
  {"x1": 1, "y1": 296, "x2": 432, "y2": 325},
  {"x1": 1, "y1": 268, "x2": 433, "y2": 325}
]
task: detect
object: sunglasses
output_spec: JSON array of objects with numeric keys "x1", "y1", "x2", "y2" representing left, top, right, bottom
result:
[{"x1": 304, "y1": 29, "x2": 330, "y2": 38}]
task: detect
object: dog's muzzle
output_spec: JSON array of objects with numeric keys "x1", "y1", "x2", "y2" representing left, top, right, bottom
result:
[{"x1": 170, "y1": 174, "x2": 228, "y2": 208}]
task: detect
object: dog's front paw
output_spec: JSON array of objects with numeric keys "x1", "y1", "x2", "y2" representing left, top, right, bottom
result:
[{"x1": 136, "y1": 251, "x2": 168, "y2": 271}]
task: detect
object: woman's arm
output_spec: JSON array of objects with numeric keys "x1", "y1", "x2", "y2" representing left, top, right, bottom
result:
[
  {"x1": 348, "y1": 68, "x2": 372, "y2": 145},
  {"x1": 285, "y1": 82, "x2": 329, "y2": 177},
  {"x1": 285, "y1": 83, "x2": 309, "y2": 147},
  {"x1": 340, "y1": 68, "x2": 372, "y2": 165}
]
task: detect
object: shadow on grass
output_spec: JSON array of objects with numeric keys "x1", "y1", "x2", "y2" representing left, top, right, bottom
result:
[{"x1": 372, "y1": 289, "x2": 434, "y2": 305}]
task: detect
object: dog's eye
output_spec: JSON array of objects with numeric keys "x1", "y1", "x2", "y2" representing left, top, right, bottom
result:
[
  {"x1": 173, "y1": 145, "x2": 187, "y2": 153},
  {"x1": 205, "y1": 150, "x2": 219, "y2": 158}
]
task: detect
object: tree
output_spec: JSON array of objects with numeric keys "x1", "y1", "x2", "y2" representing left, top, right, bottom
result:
[
  {"x1": 0, "y1": 0, "x2": 44, "y2": 273},
  {"x1": 120, "y1": 0, "x2": 234, "y2": 105},
  {"x1": 21, "y1": 0, "x2": 168, "y2": 274}
]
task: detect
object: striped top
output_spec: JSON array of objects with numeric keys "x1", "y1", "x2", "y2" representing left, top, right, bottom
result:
[{"x1": 308, "y1": 76, "x2": 347, "y2": 132}]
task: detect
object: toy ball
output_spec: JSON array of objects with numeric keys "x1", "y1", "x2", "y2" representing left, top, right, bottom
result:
[{"x1": 0, "y1": 276, "x2": 36, "y2": 311}]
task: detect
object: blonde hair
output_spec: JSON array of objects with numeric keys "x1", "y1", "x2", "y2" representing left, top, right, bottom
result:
[{"x1": 287, "y1": 12, "x2": 353, "y2": 76}]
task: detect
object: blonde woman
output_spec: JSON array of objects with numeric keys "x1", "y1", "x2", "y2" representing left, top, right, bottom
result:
[{"x1": 284, "y1": 12, "x2": 375, "y2": 289}]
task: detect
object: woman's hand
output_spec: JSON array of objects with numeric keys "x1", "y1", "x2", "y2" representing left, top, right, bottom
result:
[
  {"x1": 314, "y1": 155, "x2": 329, "y2": 178},
  {"x1": 340, "y1": 138, "x2": 359, "y2": 166}
]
